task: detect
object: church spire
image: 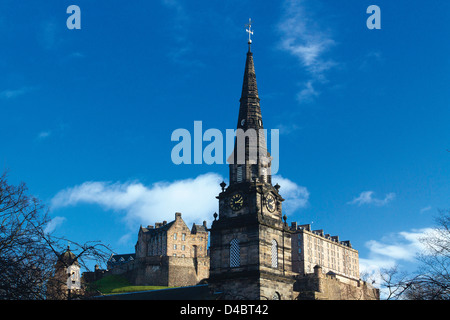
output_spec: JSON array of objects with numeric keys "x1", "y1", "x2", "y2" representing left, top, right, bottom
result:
[
  {"x1": 228, "y1": 20, "x2": 272, "y2": 186},
  {"x1": 237, "y1": 49, "x2": 261, "y2": 130},
  {"x1": 238, "y1": 19, "x2": 262, "y2": 131}
]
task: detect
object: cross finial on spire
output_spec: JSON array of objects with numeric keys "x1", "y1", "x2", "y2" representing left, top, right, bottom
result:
[{"x1": 245, "y1": 18, "x2": 253, "y2": 51}]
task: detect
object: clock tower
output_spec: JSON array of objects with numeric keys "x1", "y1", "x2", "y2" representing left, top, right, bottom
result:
[{"x1": 209, "y1": 24, "x2": 295, "y2": 300}]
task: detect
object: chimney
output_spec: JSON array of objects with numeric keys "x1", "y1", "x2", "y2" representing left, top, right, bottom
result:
[{"x1": 314, "y1": 265, "x2": 323, "y2": 278}]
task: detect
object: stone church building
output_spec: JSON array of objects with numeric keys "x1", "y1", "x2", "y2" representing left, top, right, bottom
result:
[{"x1": 106, "y1": 34, "x2": 379, "y2": 300}]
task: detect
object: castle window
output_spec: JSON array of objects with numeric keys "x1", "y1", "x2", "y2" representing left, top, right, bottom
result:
[
  {"x1": 271, "y1": 240, "x2": 278, "y2": 268},
  {"x1": 182, "y1": 233, "x2": 186, "y2": 241},
  {"x1": 230, "y1": 239, "x2": 240, "y2": 268},
  {"x1": 174, "y1": 233, "x2": 177, "y2": 240}
]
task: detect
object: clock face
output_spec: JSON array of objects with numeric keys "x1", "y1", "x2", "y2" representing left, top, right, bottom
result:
[
  {"x1": 229, "y1": 193, "x2": 244, "y2": 211},
  {"x1": 266, "y1": 194, "x2": 276, "y2": 212}
]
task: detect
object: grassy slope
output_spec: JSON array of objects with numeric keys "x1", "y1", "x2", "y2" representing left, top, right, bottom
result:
[{"x1": 91, "y1": 275, "x2": 171, "y2": 295}]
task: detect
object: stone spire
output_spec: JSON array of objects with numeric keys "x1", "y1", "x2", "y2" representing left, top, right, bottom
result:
[
  {"x1": 237, "y1": 49, "x2": 262, "y2": 130},
  {"x1": 228, "y1": 24, "x2": 272, "y2": 186},
  {"x1": 237, "y1": 18, "x2": 261, "y2": 130}
]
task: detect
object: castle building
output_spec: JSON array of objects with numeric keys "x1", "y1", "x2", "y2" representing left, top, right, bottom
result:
[
  {"x1": 135, "y1": 212, "x2": 208, "y2": 260},
  {"x1": 108, "y1": 212, "x2": 209, "y2": 287}
]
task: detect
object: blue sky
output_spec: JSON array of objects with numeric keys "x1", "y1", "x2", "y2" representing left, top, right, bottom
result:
[{"x1": 1, "y1": 0, "x2": 449, "y2": 285}]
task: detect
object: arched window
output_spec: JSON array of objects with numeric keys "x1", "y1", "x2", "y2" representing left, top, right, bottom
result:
[
  {"x1": 271, "y1": 240, "x2": 278, "y2": 268},
  {"x1": 230, "y1": 239, "x2": 240, "y2": 268}
]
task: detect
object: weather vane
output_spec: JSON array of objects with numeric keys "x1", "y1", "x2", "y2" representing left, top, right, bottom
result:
[{"x1": 245, "y1": 18, "x2": 253, "y2": 49}]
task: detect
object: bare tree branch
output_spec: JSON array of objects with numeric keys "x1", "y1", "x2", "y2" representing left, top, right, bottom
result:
[{"x1": 0, "y1": 171, "x2": 113, "y2": 300}]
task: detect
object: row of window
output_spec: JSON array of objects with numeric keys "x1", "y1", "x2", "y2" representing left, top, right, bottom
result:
[
  {"x1": 172, "y1": 244, "x2": 204, "y2": 251},
  {"x1": 229, "y1": 239, "x2": 278, "y2": 268},
  {"x1": 173, "y1": 233, "x2": 186, "y2": 241},
  {"x1": 173, "y1": 233, "x2": 205, "y2": 241}
]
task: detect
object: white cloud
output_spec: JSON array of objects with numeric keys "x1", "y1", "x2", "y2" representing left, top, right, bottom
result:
[
  {"x1": 68, "y1": 52, "x2": 85, "y2": 59},
  {"x1": 276, "y1": 123, "x2": 301, "y2": 136},
  {"x1": 347, "y1": 191, "x2": 395, "y2": 207},
  {"x1": 296, "y1": 80, "x2": 319, "y2": 103},
  {"x1": 359, "y1": 228, "x2": 434, "y2": 288},
  {"x1": 365, "y1": 238, "x2": 417, "y2": 262},
  {"x1": 420, "y1": 206, "x2": 432, "y2": 214},
  {"x1": 37, "y1": 131, "x2": 51, "y2": 140},
  {"x1": 359, "y1": 51, "x2": 384, "y2": 71},
  {"x1": 44, "y1": 216, "x2": 66, "y2": 234},
  {"x1": 277, "y1": 0, "x2": 337, "y2": 101},
  {"x1": 272, "y1": 175, "x2": 309, "y2": 214},
  {"x1": 160, "y1": 0, "x2": 203, "y2": 67},
  {"x1": 0, "y1": 87, "x2": 32, "y2": 99},
  {"x1": 51, "y1": 173, "x2": 309, "y2": 228},
  {"x1": 51, "y1": 173, "x2": 224, "y2": 228},
  {"x1": 358, "y1": 228, "x2": 433, "y2": 298},
  {"x1": 118, "y1": 232, "x2": 134, "y2": 246}
]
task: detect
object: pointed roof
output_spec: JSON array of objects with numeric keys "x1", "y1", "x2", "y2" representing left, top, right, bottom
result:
[
  {"x1": 56, "y1": 246, "x2": 79, "y2": 267},
  {"x1": 237, "y1": 49, "x2": 263, "y2": 131},
  {"x1": 231, "y1": 46, "x2": 270, "y2": 168}
]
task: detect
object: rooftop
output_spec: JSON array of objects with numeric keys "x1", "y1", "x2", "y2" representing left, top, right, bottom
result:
[{"x1": 290, "y1": 222, "x2": 354, "y2": 249}]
